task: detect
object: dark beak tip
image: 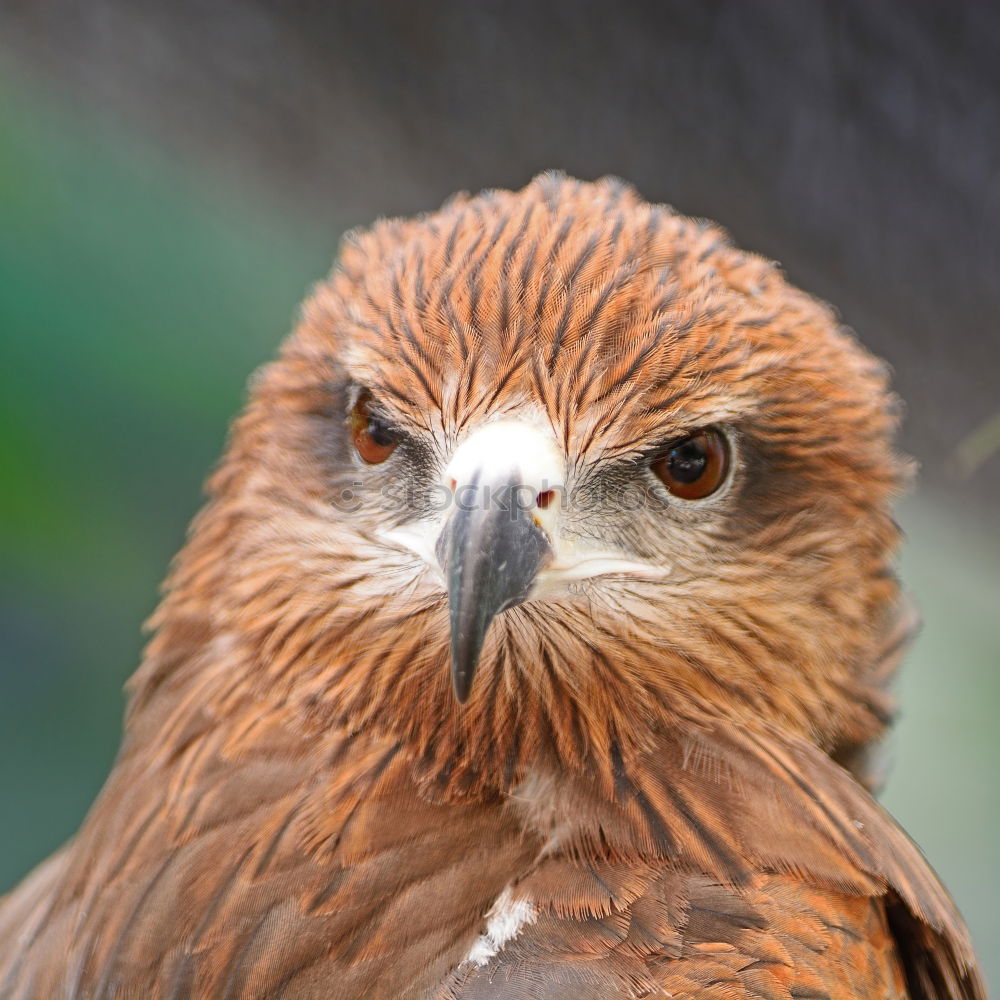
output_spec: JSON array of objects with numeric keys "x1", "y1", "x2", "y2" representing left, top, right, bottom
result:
[{"x1": 450, "y1": 631, "x2": 483, "y2": 704}]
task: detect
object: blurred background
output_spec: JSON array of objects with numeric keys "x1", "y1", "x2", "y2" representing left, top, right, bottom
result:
[{"x1": 1, "y1": 0, "x2": 997, "y2": 984}]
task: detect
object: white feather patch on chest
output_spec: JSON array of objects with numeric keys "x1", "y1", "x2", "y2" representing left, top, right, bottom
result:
[{"x1": 464, "y1": 886, "x2": 537, "y2": 967}]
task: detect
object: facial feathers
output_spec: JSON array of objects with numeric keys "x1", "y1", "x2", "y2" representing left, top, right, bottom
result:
[{"x1": 143, "y1": 172, "x2": 907, "y2": 783}]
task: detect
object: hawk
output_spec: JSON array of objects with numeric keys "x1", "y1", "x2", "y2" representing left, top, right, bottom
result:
[{"x1": 0, "y1": 174, "x2": 984, "y2": 998}]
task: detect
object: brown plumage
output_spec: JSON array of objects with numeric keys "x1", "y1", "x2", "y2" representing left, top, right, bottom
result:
[{"x1": 0, "y1": 173, "x2": 984, "y2": 998}]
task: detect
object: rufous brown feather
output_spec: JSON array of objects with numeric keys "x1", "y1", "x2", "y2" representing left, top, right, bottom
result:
[{"x1": 0, "y1": 173, "x2": 984, "y2": 999}]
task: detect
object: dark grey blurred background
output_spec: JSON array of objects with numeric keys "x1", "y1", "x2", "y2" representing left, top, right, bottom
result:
[{"x1": 1, "y1": 0, "x2": 997, "y2": 984}]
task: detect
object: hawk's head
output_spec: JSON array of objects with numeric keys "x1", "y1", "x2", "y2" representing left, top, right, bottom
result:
[{"x1": 145, "y1": 174, "x2": 908, "y2": 789}]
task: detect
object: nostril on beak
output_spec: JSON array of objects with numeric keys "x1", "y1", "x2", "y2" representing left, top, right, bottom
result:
[{"x1": 536, "y1": 490, "x2": 555, "y2": 510}]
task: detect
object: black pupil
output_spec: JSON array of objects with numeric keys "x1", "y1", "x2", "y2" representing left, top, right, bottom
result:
[
  {"x1": 366, "y1": 415, "x2": 396, "y2": 448},
  {"x1": 667, "y1": 438, "x2": 708, "y2": 483}
]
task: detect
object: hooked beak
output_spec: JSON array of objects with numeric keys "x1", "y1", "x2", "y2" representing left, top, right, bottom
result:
[
  {"x1": 371, "y1": 418, "x2": 663, "y2": 702},
  {"x1": 436, "y1": 470, "x2": 553, "y2": 702}
]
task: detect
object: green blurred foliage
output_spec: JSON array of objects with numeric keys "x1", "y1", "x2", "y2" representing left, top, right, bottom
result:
[
  {"x1": 0, "y1": 84, "x2": 333, "y2": 882},
  {"x1": 1, "y1": 81, "x2": 997, "y2": 986}
]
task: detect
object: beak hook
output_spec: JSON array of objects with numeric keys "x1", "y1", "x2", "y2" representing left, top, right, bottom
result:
[{"x1": 437, "y1": 472, "x2": 552, "y2": 702}]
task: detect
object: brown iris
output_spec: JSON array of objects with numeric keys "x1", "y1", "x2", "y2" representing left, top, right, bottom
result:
[
  {"x1": 651, "y1": 428, "x2": 729, "y2": 500},
  {"x1": 350, "y1": 390, "x2": 399, "y2": 464}
]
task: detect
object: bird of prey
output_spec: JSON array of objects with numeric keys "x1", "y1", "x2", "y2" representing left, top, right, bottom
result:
[{"x1": 0, "y1": 173, "x2": 984, "y2": 999}]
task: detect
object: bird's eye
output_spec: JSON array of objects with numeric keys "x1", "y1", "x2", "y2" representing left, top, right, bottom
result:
[
  {"x1": 350, "y1": 390, "x2": 400, "y2": 464},
  {"x1": 651, "y1": 427, "x2": 730, "y2": 500}
]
